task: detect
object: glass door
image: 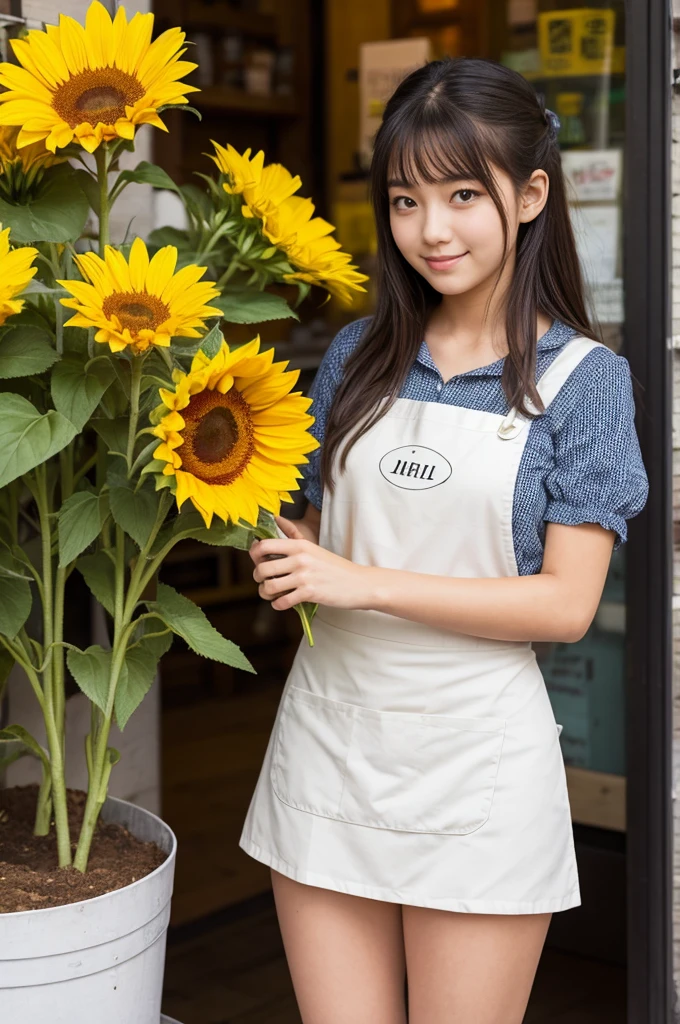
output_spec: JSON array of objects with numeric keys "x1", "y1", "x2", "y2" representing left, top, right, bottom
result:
[{"x1": 501, "y1": 1, "x2": 628, "y2": 833}]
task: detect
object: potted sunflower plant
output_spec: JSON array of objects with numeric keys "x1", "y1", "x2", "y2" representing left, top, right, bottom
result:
[{"x1": 0, "y1": 4, "x2": 367, "y2": 1023}]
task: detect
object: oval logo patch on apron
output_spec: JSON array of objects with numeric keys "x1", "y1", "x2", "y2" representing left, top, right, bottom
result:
[{"x1": 379, "y1": 445, "x2": 452, "y2": 490}]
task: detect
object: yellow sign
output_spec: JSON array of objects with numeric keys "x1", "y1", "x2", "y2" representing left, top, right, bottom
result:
[{"x1": 538, "y1": 8, "x2": 616, "y2": 77}]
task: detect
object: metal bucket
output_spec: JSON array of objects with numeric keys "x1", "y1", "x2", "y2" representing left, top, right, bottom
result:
[{"x1": 0, "y1": 796, "x2": 177, "y2": 1024}]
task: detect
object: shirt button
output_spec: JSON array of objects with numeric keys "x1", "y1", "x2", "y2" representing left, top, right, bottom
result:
[{"x1": 436, "y1": 382, "x2": 443, "y2": 392}]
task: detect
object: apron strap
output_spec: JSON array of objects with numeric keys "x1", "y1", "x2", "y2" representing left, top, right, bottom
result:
[{"x1": 497, "y1": 335, "x2": 604, "y2": 440}]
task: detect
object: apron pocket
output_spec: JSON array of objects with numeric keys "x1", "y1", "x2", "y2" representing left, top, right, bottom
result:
[{"x1": 271, "y1": 685, "x2": 506, "y2": 835}]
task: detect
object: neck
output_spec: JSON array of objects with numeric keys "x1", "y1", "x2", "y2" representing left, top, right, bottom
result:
[{"x1": 426, "y1": 260, "x2": 552, "y2": 357}]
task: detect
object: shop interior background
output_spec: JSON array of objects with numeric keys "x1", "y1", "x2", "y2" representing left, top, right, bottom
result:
[{"x1": 2, "y1": 0, "x2": 674, "y2": 1022}]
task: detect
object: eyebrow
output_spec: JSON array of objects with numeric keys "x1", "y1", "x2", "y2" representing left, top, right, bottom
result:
[{"x1": 387, "y1": 175, "x2": 473, "y2": 188}]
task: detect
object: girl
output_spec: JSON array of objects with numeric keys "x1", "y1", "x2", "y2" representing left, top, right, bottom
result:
[{"x1": 240, "y1": 57, "x2": 648, "y2": 1024}]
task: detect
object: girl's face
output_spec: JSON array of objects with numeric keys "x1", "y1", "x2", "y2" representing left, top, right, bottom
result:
[{"x1": 387, "y1": 163, "x2": 549, "y2": 298}]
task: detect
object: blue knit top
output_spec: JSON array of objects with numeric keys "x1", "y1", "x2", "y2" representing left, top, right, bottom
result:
[{"x1": 301, "y1": 317, "x2": 649, "y2": 575}]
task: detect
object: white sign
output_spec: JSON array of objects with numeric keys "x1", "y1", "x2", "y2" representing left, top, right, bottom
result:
[
  {"x1": 359, "y1": 38, "x2": 431, "y2": 168},
  {"x1": 570, "y1": 203, "x2": 619, "y2": 284},
  {"x1": 561, "y1": 149, "x2": 622, "y2": 203}
]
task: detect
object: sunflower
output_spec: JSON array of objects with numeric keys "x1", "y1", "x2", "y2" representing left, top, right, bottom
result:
[
  {"x1": 58, "y1": 237, "x2": 221, "y2": 354},
  {"x1": 262, "y1": 196, "x2": 369, "y2": 305},
  {"x1": 0, "y1": 126, "x2": 62, "y2": 177},
  {"x1": 211, "y1": 141, "x2": 301, "y2": 222},
  {"x1": 151, "y1": 337, "x2": 319, "y2": 528},
  {"x1": 211, "y1": 141, "x2": 368, "y2": 305},
  {"x1": 0, "y1": 1, "x2": 198, "y2": 154},
  {"x1": 0, "y1": 226, "x2": 39, "y2": 325}
]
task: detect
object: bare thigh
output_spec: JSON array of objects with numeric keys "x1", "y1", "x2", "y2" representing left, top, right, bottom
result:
[
  {"x1": 403, "y1": 906, "x2": 552, "y2": 1024},
  {"x1": 271, "y1": 869, "x2": 407, "y2": 1024}
]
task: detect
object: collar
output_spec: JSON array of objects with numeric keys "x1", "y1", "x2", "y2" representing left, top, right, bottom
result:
[{"x1": 415, "y1": 319, "x2": 579, "y2": 379}]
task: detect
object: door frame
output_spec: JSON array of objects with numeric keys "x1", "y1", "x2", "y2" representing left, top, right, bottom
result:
[{"x1": 623, "y1": 0, "x2": 674, "y2": 1020}]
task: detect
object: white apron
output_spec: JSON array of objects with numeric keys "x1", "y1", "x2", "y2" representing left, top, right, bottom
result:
[{"x1": 240, "y1": 335, "x2": 600, "y2": 914}]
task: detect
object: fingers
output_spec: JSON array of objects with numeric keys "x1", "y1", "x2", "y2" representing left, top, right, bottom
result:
[
  {"x1": 249, "y1": 536, "x2": 306, "y2": 565},
  {"x1": 253, "y1": 554, "x2": 297, "y2": 583}
]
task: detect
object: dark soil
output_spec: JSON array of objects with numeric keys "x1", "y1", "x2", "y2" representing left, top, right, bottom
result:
[{"x1": 0, "y1": 785, "x2": 167, "y2": 913}]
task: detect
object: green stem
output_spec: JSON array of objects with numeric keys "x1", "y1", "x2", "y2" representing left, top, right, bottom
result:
[
  {"x1": 127, "y1": 355, "x2": 143, "y2": 474},
  {"x1": 53, "y1": 445, "x2": 74, "y2": 739},
  {"x1": 33, "y1": 766, "x2": 52, "y2": 837},
  {"x1": 73, "y1": 451, "x2": 97, "y2": 488},
  {"x1": 34, "y1": 465, "x2": 71, "y2": 867},
  {"x1": 74, "y1": 523, "x2": 135, "y2": 872},
  {"x1": 95, "y1": 144, "x2": 110, "y2": 255},
  {"x1": 0, "y1": 635, "x2": 45, "y2": 713},
  {"x1": 8, "y1": 479, "x2": 18, "y2": 544},
  {"x1": 297, "y1": 603, "x2": 317, "y2": 648},
  {"x1": 216, "y1": 254, "x2": 243, "y2": 289}
]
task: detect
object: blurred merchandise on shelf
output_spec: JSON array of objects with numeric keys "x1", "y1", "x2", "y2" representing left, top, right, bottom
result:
[
  {"x1": 555, "y1": 91, "x2": 586, "y2": 145},
  {"x1": 417, "y1": 0, "x2": 459, "y2": 11},
  {"x1": 359, "y1": 38, "x2": 431, "y2": 168}
]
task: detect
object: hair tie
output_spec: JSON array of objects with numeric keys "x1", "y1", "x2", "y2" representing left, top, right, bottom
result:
[{"x1": 545, "y1": 108, "x2": 561, "y2": 141}]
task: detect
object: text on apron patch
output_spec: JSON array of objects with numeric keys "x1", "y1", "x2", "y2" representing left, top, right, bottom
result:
[{"x1": 379, "y1": 445, "x2": 452, "y2": 490}]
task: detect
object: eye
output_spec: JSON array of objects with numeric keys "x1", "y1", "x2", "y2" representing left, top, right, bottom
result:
[
  {"x1": 390, "y1": 195, "x2": 417, "y2": 210},
  {"x1": 453, "y1": 189, "x2": 479, "y2": 204}
]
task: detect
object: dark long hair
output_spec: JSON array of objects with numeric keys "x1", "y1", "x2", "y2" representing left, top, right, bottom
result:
[{"x1": 320, "y1": 56, "x2": 594, "y2": 496}]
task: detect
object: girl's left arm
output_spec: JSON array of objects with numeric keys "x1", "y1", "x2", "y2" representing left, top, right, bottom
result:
[{"x1": 252, "y1": 518, "x2": 614, "y2": 644}]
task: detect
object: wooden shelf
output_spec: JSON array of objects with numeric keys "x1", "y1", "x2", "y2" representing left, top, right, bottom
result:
[
  {"x1": 565, "y1": 766, "x2": 626, "y2": 833},
  {"x1": 195, "y1": 86, "x2": 299, "y2": 117},
  {"x1": 160, "y1": 2, "x2": 278, "y2": 38}
]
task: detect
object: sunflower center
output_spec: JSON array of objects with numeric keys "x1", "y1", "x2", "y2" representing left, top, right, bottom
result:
[
  {"x1": 193, "y1": 406, "x2": 238, "y2": 464},
  {"x1": 77, "y1": 86, "x2": 126, "y2": 114},
  {"x1": 179, "y1": 388, "x2": 255, "y2": 486},
  {"x1": 102, "y1": 291, "x2": 170, "y2": 336},
  {"x1": 52, "y1": 68, "x2": 145, "y2": 128}
]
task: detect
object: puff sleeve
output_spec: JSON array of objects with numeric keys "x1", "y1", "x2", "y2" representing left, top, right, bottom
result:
[{"x1": 543, "y1": 349, "x2": 649, "y2": 547}]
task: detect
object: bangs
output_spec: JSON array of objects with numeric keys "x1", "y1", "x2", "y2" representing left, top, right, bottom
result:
[{"x1": 384, "y1": 103, "x2": 498, "y2": 192}]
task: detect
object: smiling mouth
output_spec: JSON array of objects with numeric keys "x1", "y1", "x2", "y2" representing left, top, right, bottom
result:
[{"x1": 423, "y1": 252, "x2": 468, "y2": 269}]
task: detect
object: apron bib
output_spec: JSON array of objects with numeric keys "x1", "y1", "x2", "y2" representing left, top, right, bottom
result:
[{"x1": 240, "y1": 336, "x2": 600, "y2": 913}]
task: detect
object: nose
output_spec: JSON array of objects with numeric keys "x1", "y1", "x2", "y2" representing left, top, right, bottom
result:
[{"x1": 421, "y1": 202, "x2": 455, "y2": 248}]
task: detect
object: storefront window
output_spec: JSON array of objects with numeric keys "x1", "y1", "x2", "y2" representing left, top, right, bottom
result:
[{"x1": 505, "y1": 4, "x2": 628, "y2": 792}]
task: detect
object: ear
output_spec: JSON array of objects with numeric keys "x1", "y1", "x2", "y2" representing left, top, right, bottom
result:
[{"x1": 518, "y1": 169, "x2": 549, "y2": 224}]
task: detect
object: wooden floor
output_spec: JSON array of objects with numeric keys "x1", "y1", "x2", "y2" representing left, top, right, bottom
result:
[
  {"x1": 162, "y1": 671, "x2": 286, "y2": 925},
  {"x1": 162, "y1": 893, "x2": 626, "y2": 1024}
]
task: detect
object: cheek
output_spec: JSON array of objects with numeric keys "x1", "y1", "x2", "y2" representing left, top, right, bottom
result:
[{"x1": 389, "y1": 212, "x2": 417, "y2": 257}]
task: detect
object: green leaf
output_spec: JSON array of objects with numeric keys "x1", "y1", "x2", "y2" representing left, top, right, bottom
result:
[
  {"x1": 213, "y1": 290, "x2": 298, "y2": 324},
  {"x1": 147, "y1": 225, "x2": 191, "y2": 251},
  {"x1": 0, "y1": 724, "x2": 49, "y2": 771},
  {"x1": 0, "y1": 323, "x2": 58, "y2": 379},
  {"x1": 0, "y1": 163, "x2": 89, "y2": 243},
  {"x1": 0, "y1": 393, "x2": 77, "y2": 488},
  {"x1": 92, "y1": 416, "x2": 129, "y2": 458},
  {"x1": 180, "y1": 183, "x2": 212, "y2": 224},
  {"x1": 73, "y1": 168, "x2": 100, "y2": 216},
  {"x1": 176, "y1": 508, "x2": 253, "y2": 549},
  {"x1": 0, "y1": 549, "x2": 31, "y2": 638},
  {"x1": 115, "y1": 622, "x2": 172, "y2": 730},
  {"x1": 52, "y1": 356, "x2": 116, "y2": 430},
  {"x1": 66, "y1": 644, "x2": 111, "y2": 712},
  {"x1": 58, "y1": 490, "x2": 110, "y2": 567},
  {"x1": 108, "y1": 468, "x2": 162, "y2": 549},
  {"x1": 77, "y1": 551, "x2": 115, "y2": 616},
  {"x1": 112, "y1": 160, "x2": 181, "y2": 196},
  {"x1": 198, "y1": 322, "x2": 224, "y2": 358},
  {"x1": 148, "y1": 583, "x2": 255, "y2": 672}
]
